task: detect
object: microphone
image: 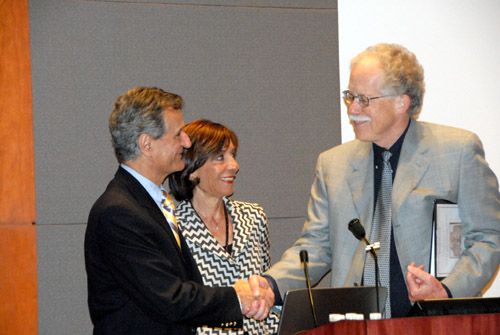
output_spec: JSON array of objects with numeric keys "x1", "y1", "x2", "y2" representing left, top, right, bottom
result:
[
  {"x1": 348, "y1": 219, "x2": 381, "y2": 313},
  {"x1": 348, "y1": 218, "x2": 379, "y2": 258},
  {"x1": 300, "y1": 250, "x2": 318, "y2": 329},
  {"x1": 348, "y1": 218, "x2": 366, "y2": 240}
]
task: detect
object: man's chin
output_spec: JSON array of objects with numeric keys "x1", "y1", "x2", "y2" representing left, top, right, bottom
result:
[
  {"x1": 174, "y1": 161, "x2": 185, "y2": 172},
  {"x1": 166, "y1": 162, "x2": 185, "y2": 176},
  {"x1": 354, "y1": 131, "x2": 373, "y2": 143}
]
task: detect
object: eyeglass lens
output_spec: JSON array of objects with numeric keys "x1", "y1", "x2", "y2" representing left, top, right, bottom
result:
[{"x1": 343, "y1": 90, "x2": 370, "y2": 107}]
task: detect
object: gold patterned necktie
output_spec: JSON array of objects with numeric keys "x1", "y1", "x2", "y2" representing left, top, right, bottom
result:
[{"x1": 160, "y1": 190, "x2": 181, "y2": 249}]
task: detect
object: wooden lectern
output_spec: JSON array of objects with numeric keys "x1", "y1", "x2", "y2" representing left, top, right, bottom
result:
[{"x1": 299, "y1": 313, "x2": 500, "y2": 335}]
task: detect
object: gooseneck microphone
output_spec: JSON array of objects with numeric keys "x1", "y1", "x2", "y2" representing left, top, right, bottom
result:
[
  {"x1": 348, "y1": 218, "x2": 378, "y2": 258},
  {"x1": 348, "y1": 219, "x2": 381, "y2": 313},
  {"x1": 300, "y1": 250, "x2": 318, "y2": 329},
  {"x1": 348, "y1": 218, "x2": 367, "y2": 241}
]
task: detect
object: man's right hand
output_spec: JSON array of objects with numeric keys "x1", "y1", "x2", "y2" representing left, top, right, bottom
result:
[
  {"x1": 406, "y1": 262, "x2": 448, "y2": 302},
  {"x1": 234, "y1": 275, "x2": 274, "y2": 320},
  {"x1": 248, "y1": 275, "x2": 274, "y2": 308}
]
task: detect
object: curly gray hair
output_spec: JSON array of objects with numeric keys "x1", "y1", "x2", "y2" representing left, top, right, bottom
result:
[{"x1": 351, "y1": 43, "x2": 425, "y2": 116}]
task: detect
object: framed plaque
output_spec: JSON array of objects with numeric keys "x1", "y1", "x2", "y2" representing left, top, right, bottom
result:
[{"x1": 433, "y1": 200, "x2": 463, "y2": 279}]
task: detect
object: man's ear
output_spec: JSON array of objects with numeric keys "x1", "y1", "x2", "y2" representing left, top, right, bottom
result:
[
  {"x1": 396, "y1": 94, "x2": 411, "y2": 114},
  {"x1": 138, "y1": 133, "x2": 152, "y2": 156}
]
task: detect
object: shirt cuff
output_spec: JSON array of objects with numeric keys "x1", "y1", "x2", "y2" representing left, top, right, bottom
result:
[
  {"x1": 262, "y1": 274, "x2": 283, "y2": 306},
  {"x1": 235, "y1": 291, "x2": 243, "y2": 311},
  {"x1": 441, "y1": 282, "x2": 453, "y2": 298}
]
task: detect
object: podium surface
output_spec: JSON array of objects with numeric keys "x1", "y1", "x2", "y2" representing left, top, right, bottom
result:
[{"x1": 300, "y1": 313, "x2": 500, "y2": 335}]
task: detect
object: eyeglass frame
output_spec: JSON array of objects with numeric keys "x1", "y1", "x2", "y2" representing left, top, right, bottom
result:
[{"x1": 342, "y1": 90, "x2": 396, "y2": 107}]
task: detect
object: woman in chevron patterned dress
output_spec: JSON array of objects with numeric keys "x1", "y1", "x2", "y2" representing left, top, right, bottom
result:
[{"x1": 169, "y1": 119, "x2": 279, "y2": 335}]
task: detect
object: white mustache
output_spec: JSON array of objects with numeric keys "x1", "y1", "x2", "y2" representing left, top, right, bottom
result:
[{"x1": 350, "y1": 115, "x2": 372, "y2": 122}]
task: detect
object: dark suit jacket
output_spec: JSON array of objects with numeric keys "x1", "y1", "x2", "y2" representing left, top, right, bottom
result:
[{"x1": 85, "y1": 167, "x2": 242, "y2": 335}]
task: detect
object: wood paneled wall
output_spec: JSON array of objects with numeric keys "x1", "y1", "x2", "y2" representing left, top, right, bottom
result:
[{"x1": 0, "y1": 0, "x2": 37, "y2": 334}]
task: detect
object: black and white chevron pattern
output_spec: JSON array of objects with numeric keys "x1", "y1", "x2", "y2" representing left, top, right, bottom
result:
[{"x1": 176, "y1": 198, "x2": 279, "y2": 335}]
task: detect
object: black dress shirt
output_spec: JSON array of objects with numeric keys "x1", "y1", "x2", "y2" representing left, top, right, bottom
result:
[{"x1": 372, "y1": 120, "x2": 412, "y2": 318}]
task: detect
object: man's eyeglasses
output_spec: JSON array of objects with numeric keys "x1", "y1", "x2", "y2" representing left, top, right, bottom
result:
[{"x1": 342, "y1": 90, "x2": 394, "y2": 107}]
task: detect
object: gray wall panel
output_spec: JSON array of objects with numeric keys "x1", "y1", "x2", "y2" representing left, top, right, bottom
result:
[
  {"x1": 268, "y1": 217, "x2": 304, "y2": 266},
  {"x1": 30, "y1": 0, "x2": 340, "y2": 224},
  {"x1": 37, "y1": 224, "x2": 91, "y2": 335},
  {"x1": 269, "y1": 217, "x2": 331, "y2": 289},
  {"x1": 94, "y1": 0, "x2": 337, "y2": 9}
]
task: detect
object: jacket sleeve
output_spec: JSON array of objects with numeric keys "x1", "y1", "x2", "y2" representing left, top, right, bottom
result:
[{"x1": 442, "y1": 132, "x2": 500, "y2": 296}]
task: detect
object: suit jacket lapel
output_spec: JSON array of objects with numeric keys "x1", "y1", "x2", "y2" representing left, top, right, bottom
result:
[
  {"x1": 115, "y1": 167, "x2": 187, "y2": 262},
  {"x1": 347, "y1": 141, "x2": 376, "y2": 235},
  {"x1": 392, "y1": 120, "x2": 430, "y2": 217},
  {"x1": 345, "y1": 121, "x2": 431, "y2": 236}
]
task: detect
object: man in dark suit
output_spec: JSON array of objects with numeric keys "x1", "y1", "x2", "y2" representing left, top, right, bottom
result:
[{"x1": 85, "y1": 87, "x2": 272, "y2": 335}]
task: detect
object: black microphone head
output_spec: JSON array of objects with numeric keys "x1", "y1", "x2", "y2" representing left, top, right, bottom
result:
[
  {"x1": 348, "y1": 218, "x2": 366, "y2": 240},
  {"x1": 299, "y1": 250, "x2": 308, "y2": 263}
]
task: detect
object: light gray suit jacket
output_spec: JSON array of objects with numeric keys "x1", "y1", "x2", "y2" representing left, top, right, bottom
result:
[{"x1": 266, "y1": 120, "x2": 500, "y2": 299}]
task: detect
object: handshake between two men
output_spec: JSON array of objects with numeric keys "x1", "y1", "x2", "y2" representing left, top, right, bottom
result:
[
  {"x1": 234, "y1": 275, "x2": 275, "y2": 320},
  {"x1": 234, "y1": 264, "x2": 450, "y2": 322}
]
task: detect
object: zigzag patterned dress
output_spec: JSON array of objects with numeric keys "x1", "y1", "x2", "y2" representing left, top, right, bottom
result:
[{"x1": 176, "y1": 197, "x2": 279, "y2": 335}]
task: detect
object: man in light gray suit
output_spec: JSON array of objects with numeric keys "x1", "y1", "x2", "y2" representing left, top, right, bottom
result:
[{"x1": 263, "y1": 43, "x2": 500, "y2": 318}]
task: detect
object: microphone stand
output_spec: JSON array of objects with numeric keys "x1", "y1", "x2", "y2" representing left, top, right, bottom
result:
[
  {"x1": 365, "y1": 241, "x2": 381, "y2": 313},
  {"x1": 348, "y1": 219, "x2": 382, "y2": 315},
  {"x1": 300, "y1": 250, "x2": 318, "y2": 329}
]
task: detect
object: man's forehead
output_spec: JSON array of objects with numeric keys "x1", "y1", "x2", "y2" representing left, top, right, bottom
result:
[
  {"x1": 163, "y1": 106, "x2": 182, "y2": 118},
  {"x1": 163, "y1": 105, "x2": 181, "y2": 113},
  {"x1": 163, "y1": 108, "x2": 184, "y2": 129},
  {"x1": 352, "y1": 58, "x2": 381, "y2": 75},
  {"x1": 349, "y1": 66, "x2": 382, "y2": 91}
]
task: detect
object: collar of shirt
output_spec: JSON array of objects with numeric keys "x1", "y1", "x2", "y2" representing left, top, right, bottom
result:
[
  {"x1": 372, "y1": 118, "x2": 412, "y2": 169},
  {"x1": 120, "y1": 163, "x2": 166, "y2": 208},
  {"x1": 372, "y1": 119, "x2": 411, "y2": 200}
]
